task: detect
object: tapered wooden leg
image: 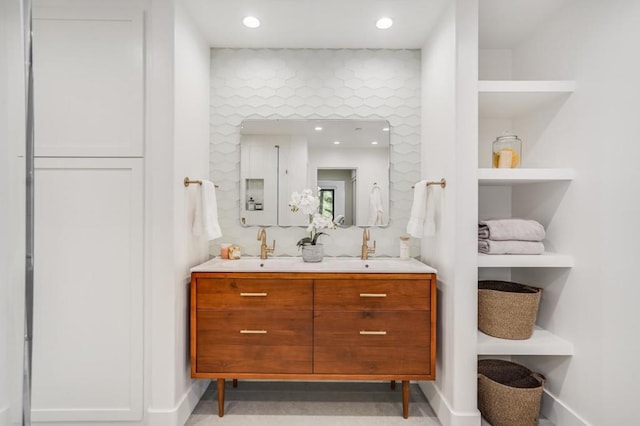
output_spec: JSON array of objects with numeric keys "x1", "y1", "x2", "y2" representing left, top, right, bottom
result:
[
  {"x1": 233, "y1": 379, "x2": 238, "y2": 388},
  {"x1": 217, "y1": 378, "x2": 225, "y2": 417},
  {"x1": 402, "y1": 380, "x2": 410, "y2": 419},
  {"x1": 390, "y1": 380, "x2": 396, "y2": 390}
]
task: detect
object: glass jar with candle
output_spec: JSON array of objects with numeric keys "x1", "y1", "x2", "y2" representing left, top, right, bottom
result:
[{"x1": 492, "y1": 134, "x2": 522, "y2": 168}]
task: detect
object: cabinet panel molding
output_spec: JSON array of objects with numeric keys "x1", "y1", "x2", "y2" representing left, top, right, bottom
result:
[
  {"x1": 32, "y1": 3, "x2": 144, "y2": 157},
  {"x1": 32, "y1": 157, "x2": 143, "y2": 422}
]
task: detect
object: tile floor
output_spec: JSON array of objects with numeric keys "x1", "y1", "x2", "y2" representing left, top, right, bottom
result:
[
  {"x1": 185, "y1": 381, "x2": 441, "y2": 425},
  {"x1": 185, "y1": 380, "x2": 554, "y2": 425}
]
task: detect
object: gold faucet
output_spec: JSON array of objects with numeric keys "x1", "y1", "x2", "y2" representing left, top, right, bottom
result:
[
  {"x1": 257, "y1": 228, "x2": 275, "y2": 260},
  {"x1": 361, "y1": 228, "x2": 376, "y2": 260}
]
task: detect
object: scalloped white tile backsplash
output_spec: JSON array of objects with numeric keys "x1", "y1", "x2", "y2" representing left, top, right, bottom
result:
[{"x1": 209, "y1": 48, "x2": 422, "y2": 258}]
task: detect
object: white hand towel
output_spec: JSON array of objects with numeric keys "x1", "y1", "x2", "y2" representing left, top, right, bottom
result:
[
  {"x1": 192, "y1": 180, "x2": 222, "y2": 240},
  {"x1": 423, "y1": 185, "x2": 436, "y2": 237},
  {"x1": 407, "y1": 180, "x2": 427, "y2": 238},
  {"x1": 368, "y1": 185, "x2": 384, "y2": 226}
]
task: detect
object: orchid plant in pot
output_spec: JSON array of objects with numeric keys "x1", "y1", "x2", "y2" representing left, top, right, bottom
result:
[{"x1": 288, "y1": 189, "x2": 336, "y2": 262}]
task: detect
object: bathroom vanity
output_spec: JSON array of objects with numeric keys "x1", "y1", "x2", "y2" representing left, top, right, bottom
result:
[{"x1": 190, "y1": 257, "x2": 437, "y2": 418}]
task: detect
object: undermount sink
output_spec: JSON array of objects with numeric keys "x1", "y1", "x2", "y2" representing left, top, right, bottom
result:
[{"x1": 190, "y1": 256, "x2": 436, "y2": 274}]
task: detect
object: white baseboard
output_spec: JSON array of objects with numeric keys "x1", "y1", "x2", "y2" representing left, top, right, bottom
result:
[
  {"x1": 541, "y1": 389, "x2": 590, "y2": 426},
  {"x1": 147, "y1": 379, "x2": 210, "y2": 426},
  {"x1": 1, "y1": 405, "x2": 8, "y2": 426},
  {"x1": 419, "y1": 382, "x2": 481, "y2": 426}
]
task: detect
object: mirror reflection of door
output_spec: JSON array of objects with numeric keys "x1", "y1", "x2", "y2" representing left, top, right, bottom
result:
[
  {"x1": 319, "y1": 189, "x2": 334, "y2": 218},
  {"x1": 318, "y1": 168, "x2": 356, "y2": 227}
]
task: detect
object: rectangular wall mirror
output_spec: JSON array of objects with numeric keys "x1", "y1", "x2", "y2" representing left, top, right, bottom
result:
[{"x1": 239, "y1": 119, "x2": 390, "y2": 228}]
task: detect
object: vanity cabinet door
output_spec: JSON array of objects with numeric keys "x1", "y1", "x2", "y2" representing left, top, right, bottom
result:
[
  {"x1": 314, "y1": 311, "x2": 431, "y2": 375},
  {"x1": 196, "y1": 310, "x2": 312, "y2": 374}
]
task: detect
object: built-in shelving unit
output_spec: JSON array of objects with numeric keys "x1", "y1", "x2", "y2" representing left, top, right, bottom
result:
[
  {"x1": 478, "y1": 80, "x2": 576, "y2": 119},
  {"x1": 477, "y1": 327, "x2": 574, "y2": 356},
  {"x1": 477, "y1": 79, "x2": 577, "y2": 361},
  {"x1": 477, "y1": 168, "x2": 575, "y2": 185},
  {"x1": 477, "y1": 252, "x2": 574, "y2": 268}
]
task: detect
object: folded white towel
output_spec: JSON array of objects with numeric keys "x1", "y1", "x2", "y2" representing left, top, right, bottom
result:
[
  {"x1": 407, "y1": 180, "x2": 427, "y2": 238},
  {"x1": 368, "y1": 185, "x2": 384, "y2": 226},
  {"x1": 478, "y1": 219, "x2": 545, "y2": 241},
  {"x1": 192, "y1": 180, "x2": 222, "y2": 241},
  {"x1": 478, "y1": 239, "x2": 545, "y2": 255}
]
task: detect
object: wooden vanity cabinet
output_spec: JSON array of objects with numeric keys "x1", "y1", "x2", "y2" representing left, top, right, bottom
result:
[{"x1": 190, "y1": 271, "x2": 436, "y2": 418}]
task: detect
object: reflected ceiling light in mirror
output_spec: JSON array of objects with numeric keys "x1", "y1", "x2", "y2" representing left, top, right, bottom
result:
[
  {"x1": 333, "y1": 141, "x2": 341, "y2": 145},
  {"x1": 242, "y1": 16, "x2": 261, "y2": 28},
  {"x1": 371, "y1": 141, "x2": 379, "y2": 145},
  {"x1": 383, "y1": 127, "x2": 390, "y2": 131},
  {"x1": 376, "y1": 17, "x2": 393, "y2": 30},
  {"x1": 315, "y1": 126, "x2": 323, "y2": 131}
]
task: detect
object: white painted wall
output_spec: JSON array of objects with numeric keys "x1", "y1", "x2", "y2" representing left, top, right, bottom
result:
[
  {"x1": 419, "y1": 1, "x2": 480, "y2": 425},
  {"x1": 506, "y1": 1, "x2": 640, "y2": 424},
  {"x1": 171, "y1": 0, "x2": 212, "y2": 418},
  {"x1": 146, "y1": 0, "x2": 211, "y2": 424}
]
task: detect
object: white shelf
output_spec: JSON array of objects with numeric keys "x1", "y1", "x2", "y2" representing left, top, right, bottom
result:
[
  {"x1": 478, "y1": 252, "x2": 574, "y2": 268},
  {"x1": 477, "y1": 327, "x2": 574, "y2": 356},
  {"x1": 478, "y1": 168, "x2": 576, "y2": 185},
  {"x1": 478, "y1": 80, "x2": 576, "y2": 119}
]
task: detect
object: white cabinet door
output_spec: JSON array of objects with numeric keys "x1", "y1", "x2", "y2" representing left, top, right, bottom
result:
[
  {"x1": 32, "y1": 3, "x2": 144, "y2": 157},
  {"x1": 32, "y1": 157, "x2": 143, "y2": 422}
]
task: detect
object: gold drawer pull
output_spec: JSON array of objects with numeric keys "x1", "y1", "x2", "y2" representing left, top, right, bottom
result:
[
  {"x1": 359, "y1": 293, "x2": 387, "y2": 298},
  {"x1": 240, "y1": 292, "x2": 268, "y2": 297},
  {"x1": 359, "y1": 330, "x2": 387, "y2": 335},
  {"x1": 240, "y1": 329, "x2": 267, "y2": 334}
]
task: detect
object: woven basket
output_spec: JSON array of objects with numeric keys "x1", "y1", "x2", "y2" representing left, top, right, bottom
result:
[
  {"x1": 478, "y1": 280, "x2": 542, "y2": 340},
  {"x1": 478, "y1": 359, "x2": 545, "y2": 426}
]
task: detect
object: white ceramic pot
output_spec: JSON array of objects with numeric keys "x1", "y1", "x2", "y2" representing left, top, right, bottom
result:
[{"x1": 301, "y1": 244, "x2": 324, "y2": 263}]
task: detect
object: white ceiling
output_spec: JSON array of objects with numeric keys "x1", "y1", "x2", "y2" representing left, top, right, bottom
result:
[
  {"x1": 183, "y1": 0, "x2": 448, "y2": 49},
  {"x1": 183, "y1": 0, "x2": 570, "y2": 50}
]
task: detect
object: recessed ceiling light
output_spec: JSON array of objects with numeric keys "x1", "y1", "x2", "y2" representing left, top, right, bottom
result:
[
  {"x1": 333, "y1": 141, "x2": 341, "y2": 145},
  {"x1": 376, "y1": 17, "x2": 393, "y2": 30},
  {"x1": 315, "y1": 126, "x2": 323, "y2": 131},
  {"x1": 383, "y1": 127, "x2": 390, "y2": 131},
  {"x1": 371, "y1": 141, "x2": 378, "y2": 145},
  {"x1": 243, "y1": 16, "x2": 261, "y2": 28}
]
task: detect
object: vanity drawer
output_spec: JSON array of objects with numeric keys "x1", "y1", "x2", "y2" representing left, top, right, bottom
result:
[
  {"x1": 314, "y1": 311, "x2": 430, "y2": 375},
  {"x1": 314, "y1": 279, "x2": 431, "y2": 311},
  {"x1": 195, "y1": 310, "x2": 312, "y2": 374},
  {"x1": 314, "y1": 345, "x2": 430, "y2": 375},
  {"x1": 195, "y1": 278, "x2": 312, "y2": 310},
  {"x1": 314, "y1": 311, "x2": 430, "y2": 347},
  {"x1": 197, "y1": 310, "x2": 312, "y2": 346}
]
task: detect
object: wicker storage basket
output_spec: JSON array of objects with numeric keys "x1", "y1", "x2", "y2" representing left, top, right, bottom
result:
[
  {"x1": 478, "y1": 359, "x2": 545, "y2": 426},
  {"x1": 478, "y1": 280, "x2": 542, "y2": 340}
]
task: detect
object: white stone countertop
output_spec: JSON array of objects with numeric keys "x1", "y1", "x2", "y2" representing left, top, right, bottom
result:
[{"x1": 191, "y1": 256, "x2": 437, "y2": 274}]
